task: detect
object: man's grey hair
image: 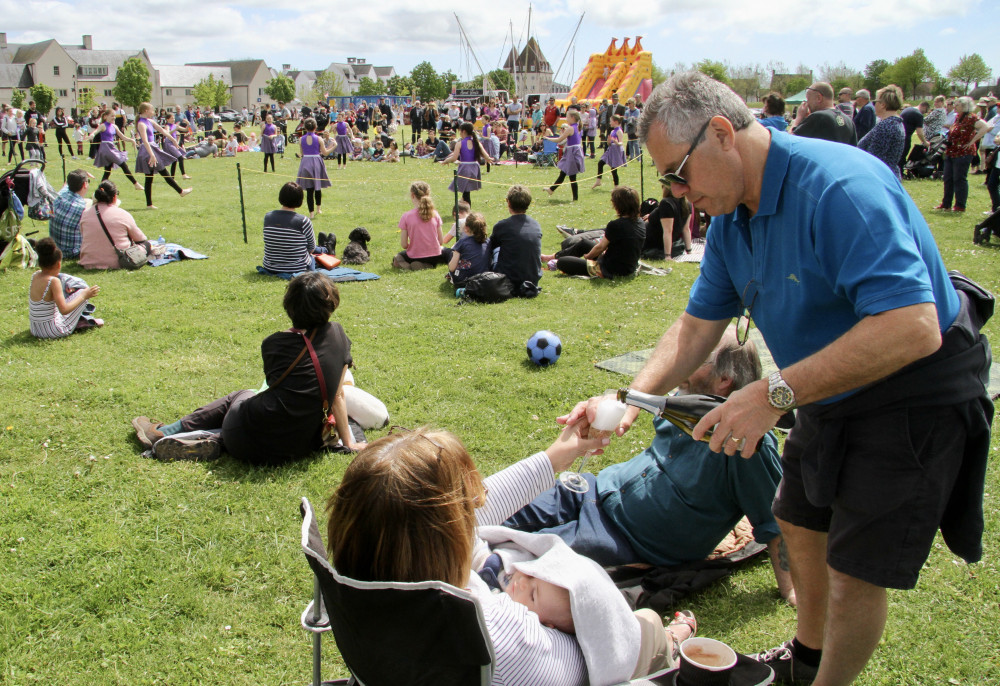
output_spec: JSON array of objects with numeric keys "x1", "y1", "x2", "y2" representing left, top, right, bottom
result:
[
  {"x1": 709, "y1": 325, "x2": 762, "y2": 392},
  {"x1": 638, "y1": 71, "x2": 755, "y2": 146},
  {"x1": 855, "y1": 89, "x2": 871, "y2": 101}
]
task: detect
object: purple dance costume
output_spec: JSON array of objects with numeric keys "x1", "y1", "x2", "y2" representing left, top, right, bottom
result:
[
  {"x1": 134, "y1": 117, "x2": 177, "y2": 174},
  {"x1": 161, "y1": 122, "x2": 184, "y2": 158},
  {"x1": 334, "y1": 121, "x2": 353, "y2": 156},
  {"x1": 93, "y1": 123, "x2": 127, "y2": 168},
  {"x1": 448, "y1": 137, "x2": 482, "y2": 193},
  {"x1": 261, "y1": 123, "x2": 278, "y2": 154},
  {"x1": 557, "y1": 123, "x2": 586, "y2": 175},
  {"x1": 297, "y1": 134, "x2": 331, "y2": 190},
  {"x1": 481, "y1": 123, "x2": 498, "y2": 159},
  {"x1": 601, "y1": 126, "x2": 626, "y2": 169}
]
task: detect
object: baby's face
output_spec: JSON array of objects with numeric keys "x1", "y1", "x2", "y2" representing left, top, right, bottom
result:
[{"x1": 506, "y1": 570, "x2": 574, "y2": 634}]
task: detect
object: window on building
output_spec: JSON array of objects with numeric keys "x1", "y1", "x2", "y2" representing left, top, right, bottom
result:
[
  {"x1": 104, "y1": 89, "x2": 112, "y2": 96},
  {"x1": 58, "y1": 89, "x2": 68, "y2": 97},
  {"x1": 165, "y1": 89, "x2": 172, "y2": 96},
  {"x1": 259, "y1": 88, "x2": 263, "y2": 96},
  {"x1": 529, "y1": 65, "x2": 535, "y2": 72},
  {"x1": 185, "y1": 89, "x2": 192, "y2": 95},
  {"x1": 80, "y1": 65, "x2": 109, "y2": 77},
  {"x1": 53, "y1": 65, "x2": 60, "y2": 76}
]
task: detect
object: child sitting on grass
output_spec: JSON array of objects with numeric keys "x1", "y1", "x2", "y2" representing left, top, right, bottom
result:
[
  {"x1": 29, "y1": 238, "x2": 102, "y2": 338},
  {"x1": 446, "y1": 211, "x2": 489, "y2": 287}
]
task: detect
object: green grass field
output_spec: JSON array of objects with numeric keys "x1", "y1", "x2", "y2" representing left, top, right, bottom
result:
[{"x1": 1, "y1": 135, "x2": 998, "y2": 685}]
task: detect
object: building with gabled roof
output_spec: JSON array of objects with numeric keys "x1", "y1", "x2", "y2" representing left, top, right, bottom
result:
[
  {"x1": 187, "y1": 59, "x2": 276, "y2": 110},
  {"x1": 503, "y1": 37, "x2": 553, "y2": 96},
  {"x1": 156, "y1": 65, "x2": 232, "y2": 111}
]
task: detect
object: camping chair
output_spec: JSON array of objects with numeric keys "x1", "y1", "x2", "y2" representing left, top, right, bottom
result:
[
  {"x1": 299, "y1": 497, "x2": 495, "y2": 686},
  {"x1": 533, "y1": 138, "x2": 558, "y2": 168}
]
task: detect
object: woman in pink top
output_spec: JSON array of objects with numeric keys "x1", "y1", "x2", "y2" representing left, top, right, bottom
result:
[
  {"x1": 78, "y1": 180, "x2": 152, "y2": 270},
  {"x1": 391, "y1": 181, "x2": 454, "y2": 270}
]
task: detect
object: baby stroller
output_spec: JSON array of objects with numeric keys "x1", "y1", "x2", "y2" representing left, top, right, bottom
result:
[
  {"x1": 0, "y1": 159, "x2": 44, "y2": 269},
  {"x1": 903, "y1": 134, "x2": 946, "y2": 180}
]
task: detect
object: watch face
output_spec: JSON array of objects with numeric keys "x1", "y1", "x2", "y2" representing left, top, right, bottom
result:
[{"x1": 770, "y1": 385, "x2": 795, "y2": 409}]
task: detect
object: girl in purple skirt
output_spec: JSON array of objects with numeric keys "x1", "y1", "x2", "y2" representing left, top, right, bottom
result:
[
  {"x1": 135, "y1": 102, "x2": 193, "y2": 209},
  {"x1": 89, "y1": 110, "x2": 141, "y2": 190},
  {"x1": 297, "y1": 117, "x2": 335, "y2": 217},
  {"x1": 481, "y1": 119, "x2": 497, "y2": 172},
  {"x1": 545, "y1": 110, "x2": 586, "y2": 201},
  {"x1": 593, "y1": 114, "x2": 626, "y2": 189},
  {"x1": 332, "y1": 113, "x2": 353, "y2": 170},
  {"x1": 162, "y1": 112, "x2": 192, "y2": 180},
  {"x1": 261, "y1": 113, "x2": 278, "y2": 172},
  {"x1": 441, "y1": 122, "x2": 491, "y2": 206}
]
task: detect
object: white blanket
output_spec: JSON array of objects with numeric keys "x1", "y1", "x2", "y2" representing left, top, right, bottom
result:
[{"x1": 479, "y1": 526, "x2": 640, "y2": 686}]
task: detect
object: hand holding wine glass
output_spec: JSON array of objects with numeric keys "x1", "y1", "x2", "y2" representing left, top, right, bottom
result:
[{"x1": 558, "y1": 392, "x2": 625, "y2": 493}]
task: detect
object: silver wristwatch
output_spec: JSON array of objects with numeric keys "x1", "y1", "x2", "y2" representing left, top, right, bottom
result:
[{"x1": 767, "y1": 371, "x2": 797, "y2": 411}]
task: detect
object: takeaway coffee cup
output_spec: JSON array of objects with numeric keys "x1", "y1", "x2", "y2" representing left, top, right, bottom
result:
[{"x1": 677, "y1": 637, "x2": 737, "y2": 686}]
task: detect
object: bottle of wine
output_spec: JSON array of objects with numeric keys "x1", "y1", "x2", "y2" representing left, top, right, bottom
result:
[{"x1": 616, "y1": 387, "x2": 771, "y2": 452}]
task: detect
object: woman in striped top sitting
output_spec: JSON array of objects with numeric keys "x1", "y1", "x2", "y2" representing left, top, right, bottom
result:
[
  {"x1": 29, "y1": 238, "x2": 102, "y2": 339},
  {"x1": 262, "y1": 182, "x2": 317, "y2": 275}
]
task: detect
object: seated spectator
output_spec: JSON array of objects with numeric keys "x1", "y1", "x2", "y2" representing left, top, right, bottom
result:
[
  {"x1": 392, "y1": 180, "x2": 453, "y2": 270},
  {"x1": 261, "y1": 182, "x2": 317, "y2": 275},
  {"x1": 447, "y1": 211, "x2": 490, "y2": 286},
  {"x1": 432, "y1": 138, "x2": 454, "y2": 162},
  {"x1": 132, "y1": 272, "x2": 364, "y2": 463},
  {"x1": 186, "y1": 139, "x2": 218, "y2": 158},
  {"x1": 858, "y1": 85, "x2": 906, "y2": 178},
  {"x1": 79, "y1": 181, "x2": 155, "y2": 270},
  {"x1": 758, "y1": 93, "x2": 787, "y2": 131},
  {"x1": 29, "y1": 238, "x2": 101, "y2": 338},
  {"x1": 50, "y1": 168, "x2": 92, "y2": 259},
  {"x1": 642, "y1": 190, "x2": 692, "y2": 260},
  {"x1": 545, "y1": 186, "x2": 645, "y2": 279},
  {"x1": 384, "y1": 140, "x2": 400, "y2": 162},
  {"x1": 504, "y1": 328, "x2": 794, "y2": 604},
  {"x1": 224, "y1": 134, "x2": 239, "y2": 157},
  {"x1": 370, "y1": 139, "x2": 385, "y2": 160},
  {"x1": 488, "y1": 185, "x2": 542, "y2": 296}
]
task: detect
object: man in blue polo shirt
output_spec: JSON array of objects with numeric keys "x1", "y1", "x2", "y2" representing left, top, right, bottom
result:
[{"x1": 564, "y1": 71, "x2": 990, "y2": 686}]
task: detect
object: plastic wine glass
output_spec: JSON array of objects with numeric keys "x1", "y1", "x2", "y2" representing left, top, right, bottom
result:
[{"x1": 558, "y1": 392, "x2": 627, "y2": 493}]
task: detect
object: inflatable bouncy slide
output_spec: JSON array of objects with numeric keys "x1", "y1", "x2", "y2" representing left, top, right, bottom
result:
[{"x1": 557, "y1": 37, "x2": 653, "y2": 108}]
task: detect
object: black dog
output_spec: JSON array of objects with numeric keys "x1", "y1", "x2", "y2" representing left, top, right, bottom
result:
[{"x1": 341, "y1": 227, "x2": 371, "y2": 265}]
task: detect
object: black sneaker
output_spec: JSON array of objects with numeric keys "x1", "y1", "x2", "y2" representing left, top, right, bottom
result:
[
  {"x1": 750, "y1": 641, "x2": 817, "y2": 684},
  {"x1": 152, "y1": 435, "x2": 221, "y2": 462}
]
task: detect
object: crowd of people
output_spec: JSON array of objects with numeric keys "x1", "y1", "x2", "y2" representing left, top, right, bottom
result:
[{"x1": 4, "y1": 70, "x2": 994, "y2": 686}]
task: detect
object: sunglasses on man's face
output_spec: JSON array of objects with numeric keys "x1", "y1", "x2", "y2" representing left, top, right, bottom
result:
[{"x1": 658, "y1": 118, "x2": 713, "y2": 189}]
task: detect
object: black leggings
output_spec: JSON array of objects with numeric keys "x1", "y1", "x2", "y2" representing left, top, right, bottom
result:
[
  {"x1": 583, "y1": 133, "x2": 596, "y2": 157},
  {"x1": 556, "y1": 256, "x2": 591, "y2": 276},
  {"x1": 550, "y1": 172, "x2": 579, "y2": 200},
  {"x1": 7, "y1": 139, "x2": 23, "y2": 162},
  {"x1": 461, "y1": 191, "x2": 472, "y2": 205},
  {"x1": 55, "y1": 128, "x2": 72, "y2": 155},
  {"x1": 144, "y1": 170, "x2": 184, "y2": 206},
  {"x1": 104, "y1": 163, "x2": 139, "y2": 186},
  {"x1": 306, "y1": 189, "x2": 322, "y2": 213},
  {"x1": 263, "y1": 153, "x2": 275, "y2": 172},
  {"x1": 337, "y1": 153, "x2": 347, "y2": 166},
  {"x1": 596, "y1": 161, "x2": 619, "y2": 186},
  {"x1": 170, "y1": 156, "x2": 186, "y2": 177}
]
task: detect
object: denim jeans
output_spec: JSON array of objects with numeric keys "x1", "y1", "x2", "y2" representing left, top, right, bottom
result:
[
  {"x1": 502, "y1": 474, "x2": 641, "y2": 566},
  {"x1": 942, "y1": 154, "x2": 973, "y2": 208},
  {"x1": 986, "y1": 156, "x2": 1000, "y2": 212}
]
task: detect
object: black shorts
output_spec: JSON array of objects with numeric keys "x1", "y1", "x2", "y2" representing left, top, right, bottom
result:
[{"x1": 773, "y1": 403, "x2": 967, "y2": 589}]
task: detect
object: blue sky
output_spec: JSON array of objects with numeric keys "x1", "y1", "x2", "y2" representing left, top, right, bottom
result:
[{"x1": 4, "y1": 0, "x2": 997, "y2": 90}]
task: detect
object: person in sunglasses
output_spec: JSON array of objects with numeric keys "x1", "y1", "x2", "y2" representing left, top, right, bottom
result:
[
  {"x1": 563, "y1": 71, "x2": 990, "y2": 686},
  {"x1": 789, "y1": 81, "x2": 857, "y2": 145}
]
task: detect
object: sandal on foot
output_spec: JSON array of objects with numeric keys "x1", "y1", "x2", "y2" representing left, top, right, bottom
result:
[{"x1": 667, "y1": 610, "x2": 697, "y2": 662}]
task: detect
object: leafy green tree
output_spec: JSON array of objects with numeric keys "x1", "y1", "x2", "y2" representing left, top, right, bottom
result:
[
  {"x1": 650, "y1": 61, "x2": 669, "y2": 88},
  {"x1": 28, "y1": 84, "x2": 56, "y2": 115},
  {"x1": 819, "y1": 61, "x2": 863, "y2": 94},
  {"x1": 931, "y1": 75, "x2": 953, "y2": 98},
  {"x1": 192, "y1": 74, "x2": 230, "y2": 111},
  {"x1": 77, "y1": 86, "x2": 97, "y2": 114},
  {"x1": 783, "y1": 77, "x2": 810, "y2": 96},
  {"x1": 696, "y1": 59, "x2": 731, "y2": 86},
  {"x1": 863, "y1": 59, "x2": 892, "y2": 93},
  {"x1": 486, "y1": 69, "x2": 515, "y2": 96},
  {"x1": 948, "y1": 54, "x2": 992, "y2": 94},
  {"x1": 410, "y1": 61, "x2": 443, "y2": 101},
  {"x1": 10, "y1": 88, "x2": 25, "y2": 110},
  {"x1": 441, "y1": 70, "x2": 459, "y2": 98},
  {"x1": 355, "y1": 77, "x2": 383, "y2": 96},
  {"x1": 385, "y1": 75, "x2": 413, "y2": 97},
  {"x1": 884, "y1": 49, "x2": 938, "y2": 98},
  {"x1": 113, "y1": 57, "x2": 152, "y2": 113},
  {"x1": 311, "y1": 70, "x2": 346, "y2": 102},
  {"x1": 263, "y1": 74, "x2": 296, "y2": 103}
]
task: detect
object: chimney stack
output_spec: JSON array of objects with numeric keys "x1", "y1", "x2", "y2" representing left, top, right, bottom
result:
[
  {"x1": 0, "y1": 33, "x2": 7, "y2": 50},
  {"x1": 82, "y1": 35, "x2": 92, "y2": 50},
  {"x1": 283, "y1": 64, "x2": 290, "y2": 71}
]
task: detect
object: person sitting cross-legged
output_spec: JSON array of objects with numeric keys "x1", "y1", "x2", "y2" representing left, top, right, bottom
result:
[{"x1": 504, "y1": 326, "x2": 795, "y2": 604}]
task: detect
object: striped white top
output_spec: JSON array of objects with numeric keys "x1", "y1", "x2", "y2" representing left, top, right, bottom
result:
[
  {"x1": 262, "y1": 209, "x2": 315, "y2": 273},
  {"x1": 473, "y1": 452, "x2": 588, "y2": 686},
  {"x1": 29, "y1": 277, "x2": 86, "y2": 339}
]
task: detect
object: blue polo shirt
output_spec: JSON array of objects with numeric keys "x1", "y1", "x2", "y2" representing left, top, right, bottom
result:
[
  {"x1": 598, "y1": 419, "x2": 782, "y2": 566},
  {"x1": 686, "y1": 130, "x2": 959, "y2": 403},
  {"x1": 758, "y1": 115, "x2": 787, "y2": 132}
]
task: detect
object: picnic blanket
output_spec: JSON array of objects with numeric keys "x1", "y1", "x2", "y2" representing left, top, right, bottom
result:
[
  {"x1": 597, "y1": 328, "x2": 777, "y2": 377},
  {"x1": 671, "y1": 238, "x2": 705, "y2": 263},
  {"x1": 147, "y1": 239, "x2": 209, "y2": 267},
  {"x1": 255, "y1": 265, "x2": 380, "y2": 282}
]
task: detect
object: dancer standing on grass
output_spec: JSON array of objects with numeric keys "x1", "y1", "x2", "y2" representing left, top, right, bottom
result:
[
  {"x1": 134, "y1": 102, "x2": 192, "y2": 209},
  {"x1": 593, "y1": 114, "x2": 626, "y2": 189},
  {"x1": 333, "y1": 113, "x2": 353, "y2": 170},
  {"x1": 90, "y1": 110, "x2": 142, "y2": 190},
  {"x1": 162, "y1": 113, "x2": 192, "y2": 180},
  {"x1": 51, "y1": 107, "x2": 74, "y2": 158},
  {"x1": 481, "y1": 119, "x2": 497, "y2": 173},
  {"x1": 297, "y1": 117, "x2": 335, "y2": 218},
  {"x1": 546, "y1": 110, "x2": 586, "y2": 201},
  {"x1": 441, "y1": 122, "x2": 491, "y2": 207},
  {"x1": 261, "y1": 113, "x2": 278, "y2": 172}
]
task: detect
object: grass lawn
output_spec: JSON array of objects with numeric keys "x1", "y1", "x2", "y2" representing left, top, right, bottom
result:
[{"x1": 1, "y1": 134, "x2": 998, "y2": 685}]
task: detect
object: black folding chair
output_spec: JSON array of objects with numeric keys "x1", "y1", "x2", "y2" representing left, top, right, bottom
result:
[{"x1": 299, "y1": 497, "x2": 494, "y2": 686}]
